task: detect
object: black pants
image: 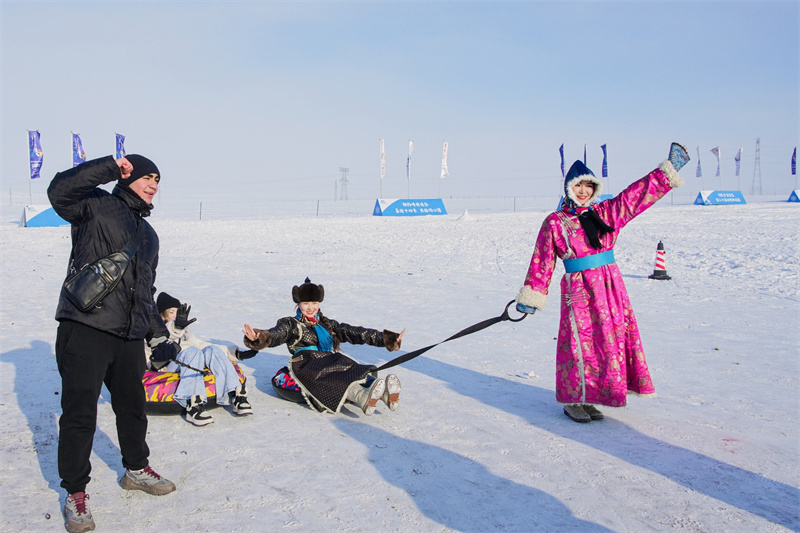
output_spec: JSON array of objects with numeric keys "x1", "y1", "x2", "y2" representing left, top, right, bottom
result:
[{"x1": 56, "y1": 320, "x2": 150, "y2": 494}]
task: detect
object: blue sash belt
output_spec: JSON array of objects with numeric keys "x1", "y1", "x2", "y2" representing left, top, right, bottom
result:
[
  {"x1": 563, "y1": 249, "x2": 615, "y2": 273},
  {"x1": 295, "y1": 345, "x2": 319, "y2": 353}
]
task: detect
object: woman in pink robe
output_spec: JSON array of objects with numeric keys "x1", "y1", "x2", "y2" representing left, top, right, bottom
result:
[{"x1": 515, "y1": 144, "x2": 688, "y2": 423}]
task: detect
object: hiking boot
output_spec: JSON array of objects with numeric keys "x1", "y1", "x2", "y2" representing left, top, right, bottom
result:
[
  {"x1": 231, "y1": 383, "x2": 253, "y2": 416},
  {"x1": 119, "y1": 465, "x2": 176, "y2": 496},
  {"x1": 63, "y1": 491, "x2": 95, "y2": 532},
  {"x1": 563, "y1": 404, "x2": 591, "y2": 423},
  {"x1": 382, "y1": 374, "x2": 401, "y2": 411},
  {"x1": 185, "y1": 395, "x2": 213, "y2": 426},
  {"x1": 347, "y1": 378, "x2": 386, "y2": 416},
  {"x1": 582, "y1": 404, "x2": 604, "y2": 420}
]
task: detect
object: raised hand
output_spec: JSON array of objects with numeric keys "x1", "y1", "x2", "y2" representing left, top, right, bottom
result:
[
  {"x1": 668, "y1": 143, "x2": 690, "y2": 172},
  {"x1": 174, "y1": 303, "x2": 196, "y2": 329}
]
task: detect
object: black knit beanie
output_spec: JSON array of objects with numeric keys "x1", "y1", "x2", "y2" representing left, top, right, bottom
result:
[
  {"x1": 156, "y1": 292, "x2": 181, "y2": 314},
  {"x1": 119, "y1": 154, "x2": 160, "y2": 188}
]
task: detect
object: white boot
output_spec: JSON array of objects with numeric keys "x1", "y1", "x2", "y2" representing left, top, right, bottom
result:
[
  {"x1": 185, "y1": 395, "x2": 213, "y2": 426},
  {"x1": 382, "y1": 374, "x2": 401, "y2": 411},
  {"x1": 231, "y1": 382, "x2": 253, "y2": 416},
  {"x1": 346, "y1": 379, "x2": 386, "y2": 416}
]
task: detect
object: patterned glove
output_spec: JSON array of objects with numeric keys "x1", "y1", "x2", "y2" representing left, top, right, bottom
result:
[
  {"x1": 174, "y1": 303, "x2": 197, "y2": 329},
  {"x1": 668, "y1": 143, "x2": 690, "y2": 172},
  {"x1": 516, "y1": 302, "x2": 536, "y2": 315}
]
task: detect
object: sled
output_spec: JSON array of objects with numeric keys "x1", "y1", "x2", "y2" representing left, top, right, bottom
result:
[
  {"x1": 143, "y1": 362, "x2": 247, "y2": 414},
  {"x1": 272, "y1": 366, "x2": 304, "y2": 404}
]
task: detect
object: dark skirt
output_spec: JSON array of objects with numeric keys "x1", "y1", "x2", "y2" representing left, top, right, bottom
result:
[{"x1": 289, "y1": 349, "x2": 376, "y2": 412}]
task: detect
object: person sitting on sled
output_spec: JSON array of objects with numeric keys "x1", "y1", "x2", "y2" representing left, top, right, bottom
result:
[
  {"x1": 148, "y1": 292, "x2": 257, "y2": 426},
  {"x1": 241, "y1": 278, "x2": 405, "y2": 416},
  {"x1": 514, "y1": 143, "x2": 689, "y2": 423}
]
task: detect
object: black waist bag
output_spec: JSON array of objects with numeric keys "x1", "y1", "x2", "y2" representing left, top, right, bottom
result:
[{"x1": 63, "y1": 224, "x2": 143, "y2": 313}]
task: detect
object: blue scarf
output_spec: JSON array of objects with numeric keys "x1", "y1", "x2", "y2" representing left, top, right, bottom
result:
[{"x1": 296, "y1": 310, "x2": 334, "y2": 352}]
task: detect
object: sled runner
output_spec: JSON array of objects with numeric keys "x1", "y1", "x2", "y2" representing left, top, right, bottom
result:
[{"x1": 143, "y1": 362, "x2": 247, "y2": 413}]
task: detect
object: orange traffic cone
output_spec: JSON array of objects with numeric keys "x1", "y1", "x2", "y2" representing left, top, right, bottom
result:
[{"x1": 648, "y1": 241, "x2": 671, "y2": 280}]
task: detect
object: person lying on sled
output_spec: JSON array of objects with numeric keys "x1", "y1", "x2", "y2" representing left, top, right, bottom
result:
[
  {"x1": 147, "y1": 292, "x2": 256, "y2": 426},
  {"x1": 241, "y1": 278, "x2": 404, "y2": 416}
]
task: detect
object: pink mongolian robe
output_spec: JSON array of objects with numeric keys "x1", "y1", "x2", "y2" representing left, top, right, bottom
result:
[{"x1": 520, "y1": 161, "x2": 683, "y2": 407}]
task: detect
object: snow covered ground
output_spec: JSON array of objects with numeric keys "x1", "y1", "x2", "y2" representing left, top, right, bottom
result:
[{"x1": 1, "y1": 197, "x2": 798, "y2": 532}]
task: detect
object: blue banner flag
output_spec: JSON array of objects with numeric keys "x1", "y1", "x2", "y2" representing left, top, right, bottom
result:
[
  {"x1": 601, "y1": 144, "x2": 608, "y2": 178},
  {"x1": 115, "y1": 133, "x2": 126, "y2": 159},
  {"x1": 28, "y1": 130, "x2": 43, "y2": 180},
  {"x1": 734, "y1": 148, "x2": 742, "y2": 177},
  {"x1": 793, "y1": 148, "x2": 797, "y2": 176},
  {"x1": 583, "y1": 144, "x2": 587, "y2": 165},
  {"x1": 72, "y1": 132, "x2": 86, "y2": 167},
  {"x1": 695, "y1": 146, "x2": 702, "y2": 178},
  {"x1": 559, "y1": 144, "x2": 565, "y2": 178}
]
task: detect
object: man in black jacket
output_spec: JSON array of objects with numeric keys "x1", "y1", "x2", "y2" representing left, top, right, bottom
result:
[{"x1": 49, "y1": 154, "x2": 179, "y2": 533}]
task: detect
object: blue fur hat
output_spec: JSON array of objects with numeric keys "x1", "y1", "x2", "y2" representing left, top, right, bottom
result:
[{"x1": 564, "y1": 160, "x2": 603, "y2": 206}]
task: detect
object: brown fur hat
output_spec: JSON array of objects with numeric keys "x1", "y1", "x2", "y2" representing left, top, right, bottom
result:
[{"x1": 292, "y1": 277, "x2": 324, "y2": 303}]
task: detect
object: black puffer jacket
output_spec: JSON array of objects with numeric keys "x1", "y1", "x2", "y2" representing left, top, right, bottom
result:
[{"x1": 48, "y1": 156, "x2": 168, "y2": 341}]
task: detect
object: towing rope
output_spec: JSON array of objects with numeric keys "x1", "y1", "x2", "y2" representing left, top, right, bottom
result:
[{"x1": 376, "y1": 300, "x2": 527, "y2": 372}]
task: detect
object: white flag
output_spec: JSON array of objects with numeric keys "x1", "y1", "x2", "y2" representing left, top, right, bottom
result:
[
  {"x1": 710, "y1": 146, "x2": 721, "y2": 177},
  {"x1": 380, "y1": 138, "x2": 386, "y2": 180},
  {"x1": 406, "y1": 140, "x2": 413, "y2": 181},
  {"x1": 440, "y1": 140, "x2": 449, "y2": 179}
]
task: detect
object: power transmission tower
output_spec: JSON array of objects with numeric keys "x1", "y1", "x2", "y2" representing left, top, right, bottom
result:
[
  {"x1": 338, "y1": 167, "x2": 349, "y2": 200},
  {"x1": 751, "y1": 138, "x2": 762, "y2": 195}
]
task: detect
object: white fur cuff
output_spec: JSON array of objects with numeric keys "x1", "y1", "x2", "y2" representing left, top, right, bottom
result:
[
  {"x1": 660, "y1": 160, "x2": 684, "y2": 189},
  {"x1": 516, "y1": 285, "x2": 547, "y2": 311}
]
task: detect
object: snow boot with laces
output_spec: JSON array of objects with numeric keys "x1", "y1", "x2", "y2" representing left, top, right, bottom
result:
[
  {"x1": 119, "y1": 465, "x2": 176, "y2": 495},
  {"x1": 63, "y1": 491, "x2": 95, "y2": 532}
]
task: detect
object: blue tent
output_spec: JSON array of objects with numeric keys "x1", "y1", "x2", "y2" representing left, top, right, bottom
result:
[{"x1": 19, "y1": 205, "x2": 69, "y2": 227}]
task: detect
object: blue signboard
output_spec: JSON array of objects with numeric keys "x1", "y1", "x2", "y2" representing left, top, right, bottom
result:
[
  {"x1": 374, "y1": 198, "x2": 447, "y2": 216},
  {"x1": 693, "y1": 190, "x2": 747, "y2": 206}
]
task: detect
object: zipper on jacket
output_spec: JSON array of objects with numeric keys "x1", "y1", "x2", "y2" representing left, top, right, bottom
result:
[
  {"x1": 123, "y1": 285, "x2": 135, "y2": 339},
  {"x1": 123, "y1": 217, "x2": 141, "y2": 339}
]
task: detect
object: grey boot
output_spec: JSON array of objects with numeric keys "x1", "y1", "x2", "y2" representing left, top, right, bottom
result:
[
  {"x1": 346, "y1": 378, "x2": 386, "y2": 415},
  {"x1": 563, "y1": 404, "x2": 591, "y2": 423},
  {"x1": 382, "y1": 374, "x2": 401, "y2": 411},
  {"x1": 582, "y1": 404, "x2": 604, "y2": 420}
]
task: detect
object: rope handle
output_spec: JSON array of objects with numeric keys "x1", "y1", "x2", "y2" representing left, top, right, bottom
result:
[{"x1": 502, "y1": 299, "x2": 529, "y2": 323}]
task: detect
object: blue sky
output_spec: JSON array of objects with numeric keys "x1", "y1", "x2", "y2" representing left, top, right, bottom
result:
[{"x1": 2, "y1": 1, "x2": 797, "y2": 202}]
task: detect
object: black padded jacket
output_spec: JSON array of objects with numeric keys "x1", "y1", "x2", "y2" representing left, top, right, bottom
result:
[{"x1": 48, "y1": 156, "x2": 168, "y2": 341}]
